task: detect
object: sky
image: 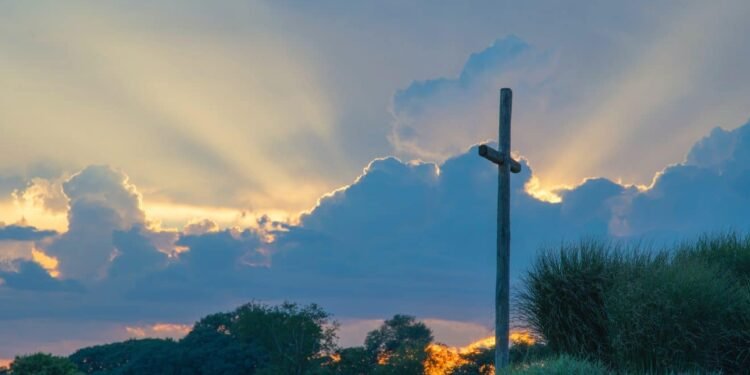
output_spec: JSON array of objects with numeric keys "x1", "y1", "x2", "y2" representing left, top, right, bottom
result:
[{"x1": 2, "y1": 0, "x2": 750, "y2": 360}]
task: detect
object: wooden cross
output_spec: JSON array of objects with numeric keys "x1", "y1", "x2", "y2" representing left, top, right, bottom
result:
[{"x1": 478, "y1": 88, "x2": 521, "y2": 372}]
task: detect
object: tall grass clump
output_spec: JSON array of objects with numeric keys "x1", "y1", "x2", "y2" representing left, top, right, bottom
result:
[
  {"x1": 519, "y1": 233, "x2": 750, "y2": 373},
  {"x1": 674, "y1": 232, "x2": 750, "y2": 284},
  {"x1": 606, "y1": 258, "x2": 750, "y2": 372},
  {"x1": 518, "y1": 240, "x2": 628, "y2": 362}
]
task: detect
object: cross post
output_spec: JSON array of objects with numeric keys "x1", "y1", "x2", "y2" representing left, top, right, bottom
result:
[{"x1": 478, "y1": 88, "x2": 521, "y2": 372}]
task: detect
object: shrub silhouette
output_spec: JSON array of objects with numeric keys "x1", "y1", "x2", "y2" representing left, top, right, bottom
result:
[
  {"x1": 518, "y1": 233, "x2": 750, "y2": 373},
  {"x1": 606, "y1": 257, "x2": 750, "y2": 372}
]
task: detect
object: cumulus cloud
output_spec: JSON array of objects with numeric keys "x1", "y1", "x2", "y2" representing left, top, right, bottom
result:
[
  {"x1": 12, "y1": 177, "x2": 68, "y2": 214},
  {"x1": 182, "y1": 219, "x2": 220, "y2": 236},
  {"x1": 266, "y1": 121, "x2": 750, "y2": 320},
  {"x1": 390, "y1": 36, "x2": 557, "y2": 162},
  {"x1": 0, "y1": 260, "x2": 82, "y2": 292},
  {"x1": 0, "y1": 225, "x2": 56, "y2": 241},
  {"x1": 4, "y1": 122, "x2": 750, "y2": 359},
  {"x1": 623, "y1": 122, "x2": 750, "y2": 239},
  {"x1": 44, "y1": 165, "x2": 147, "y2": 280}
]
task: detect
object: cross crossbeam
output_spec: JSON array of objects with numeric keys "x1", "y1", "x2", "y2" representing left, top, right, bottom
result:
[{"x1": 478, "y1": 144, "x2": 522, "y2": 173}]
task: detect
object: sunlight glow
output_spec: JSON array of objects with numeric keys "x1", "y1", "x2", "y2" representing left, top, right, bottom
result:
[
  {"x1": 424, "y1": 330, "x2": 535, "y2": 374},
  {"x1": 125, "y1": 323, "x2": 191, "y2": 339},
  {"x1": 523, "y1": 176, "x2": 563, "y2": 203},
  {"x1": 144, "y1": 202, "x2": 292, "y2": 231},
  {"x1": 31, "y1": 248, "x2": 60, "y2": 278},
  {"x1": 0, "y1": 201, "x2": 67, "y2": 233}
]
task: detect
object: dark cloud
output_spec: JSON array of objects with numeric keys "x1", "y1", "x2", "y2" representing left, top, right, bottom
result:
[
  {"x1": 109, "y1": 227, "x2": 169, "y2": 279},
  {"x1": 0, "y1": 225, "x2": 57, "y2": 241},
  {"x1": 0, "y1": 261, "x2": 82, "y2": 293},
  {"x1": 116, "y1": 228, "x2": 267, "y2": 304}
]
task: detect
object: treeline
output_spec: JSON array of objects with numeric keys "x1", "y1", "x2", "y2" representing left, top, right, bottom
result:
[{"x1": 1, "y1": 303, "x2": 510, "y2": 375}]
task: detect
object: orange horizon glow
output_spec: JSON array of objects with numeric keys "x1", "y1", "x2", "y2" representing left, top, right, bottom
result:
[{"x1": 424, "y1": 330, "x2": 535, "y2": 375}]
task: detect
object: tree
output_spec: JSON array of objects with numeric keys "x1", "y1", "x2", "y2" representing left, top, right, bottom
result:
[
  {"x1": 69, "y1": 338, "x2": 180, "y2": 374},
  {"x1": 179, "y1": 312, "x2": 267, "y2": 374},
  {"x1": 324, "y1": 347, "x2": 372, "y2": 375},
  {"x1": 9, "y1": 353, "x2": 81, "y2": 375},
  {"x1": 364, "y1": 314, "x2": 433, "y2": 374},
  {"x1": 233, "y1": 302, "x2": 338, "y2": 375}
]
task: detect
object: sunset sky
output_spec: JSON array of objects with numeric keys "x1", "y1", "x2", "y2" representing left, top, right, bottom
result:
[{"x1": 3, "y1": 0, "x2": 750, "y2": 360}]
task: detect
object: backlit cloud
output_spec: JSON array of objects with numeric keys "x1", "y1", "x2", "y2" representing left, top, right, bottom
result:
[{"x1": 3, "y1": 119, "x2": 750, "y2": 359}]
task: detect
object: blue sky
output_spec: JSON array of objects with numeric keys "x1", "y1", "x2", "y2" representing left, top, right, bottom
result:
[{"x1": 2, "y1": 0, "x2": 750, "y2": 359}]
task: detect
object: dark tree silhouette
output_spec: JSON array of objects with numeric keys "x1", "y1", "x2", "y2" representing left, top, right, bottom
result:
[
  {"x1": 364, "y1": 314, "x2": 433, "y2": 374},
  {"x1": 233, "y1": 302, "x2": 338, "y2": 375},
  {"x1": 8, "y1": 353, "x2": 81, "y2": 375}
]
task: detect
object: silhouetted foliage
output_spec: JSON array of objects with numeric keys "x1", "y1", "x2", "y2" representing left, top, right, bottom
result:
[
  {"x1": 503, "y1": 355, "x2": 608, "y2": 374},
  {"x1": 70, "y1": 302, "x2": 334, "y2": 375},
  {"x1": 449, "y1": 342, "x2": 553, "y2": 375},
  {"x1": 509, "y1": 341, "x2": 553, "y2": 365},
  {"x1": 364, "y1": 314, "x2": 433, "y2": 374},
  {"x1": 179, "y1": 312, "x2": 266, "y2": 375},
  {"x1": 519, "y1": 234, "x2": 750, "y2": 373},
  {"x1": 607, "y1": 257, "x2": 750, "y2": 373},
  {"x1": 323, "y1": 347, "x2": 372, "y2": 375},
  {"x1": 449, "y1": 347, "x2": 494, "y2": 375},
  {"x1": 517, "y1": 240, "x2": 632, "y2": 363},
  {"x1": 69, "y1": 339, "x2": 180, "y2": 374},
  {"x1": 232, "y1": 302, "x2": 337, "y2": 375},
  {"x1": 8, "y1": 353, "x2": 81, "y2": 375}
]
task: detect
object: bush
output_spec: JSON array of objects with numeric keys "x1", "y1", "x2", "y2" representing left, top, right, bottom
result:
[
  {"x1": 451, "y1": 343, "x2": 553, "y2": 375},
  {"x1": 674, "y1": 232, "x2": 750, "y2": 284},
  {"x1": 606, "y1": 258, "x2": 750, "y2": 373},
  {"x1": 518, "y1": 240, "x2": 635, "y2": 362},
  {"x1": 519, "y1": 234, "x2": 750, "y2": 373},
  {"x1": 500, "y1": 355, "x2": 607, "y2": 375},
  {"x1": 509, "y1": 342, "x2": 553, "y2": 365}
]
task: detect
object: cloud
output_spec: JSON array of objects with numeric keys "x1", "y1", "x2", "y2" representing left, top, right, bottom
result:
[
  {"x1": 390, "y1": 36, "x2": 556, "y2": 162},
  {"x1": 182, "y1": 219, "x2": 220, "y2": 236},
  {"x1": 3, "y1": 119, "x2": 750, "y2": 359},
  {"x1": 622, "y1": 122, "x2": 750, "y2": 239},
  {"x1": 266, "y1": 121, "x2": 750, "y2": 322},
  {"x1": 109, "y1": 228, "x2": 170, "y2": 279},
  {"x1": 12, "y1": 178, "x2": 68, "y2": 214},
  {"x1": 44, "y1": 165, "x2": 148, "y2": 280},
  {"x1": 124, "y1": 323, "x2": 191, "y2": 340},
  {"x1": 0, "y1": 260, "x2": 82, "y2": 292},
  {"x1": 0, "y1": 225, "x2": 56, "y2": 241}
]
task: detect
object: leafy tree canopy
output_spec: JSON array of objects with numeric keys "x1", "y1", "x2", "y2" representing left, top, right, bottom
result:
[
  {"x1": 234, "y1": 302, "x2": 338, "y2": 375},
  {"x1": 364, "y1": 314, "x2": 433, "y2": 374},
  {"x1": 8, "y1": 353, "x2": 81, "y2": 375}
]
